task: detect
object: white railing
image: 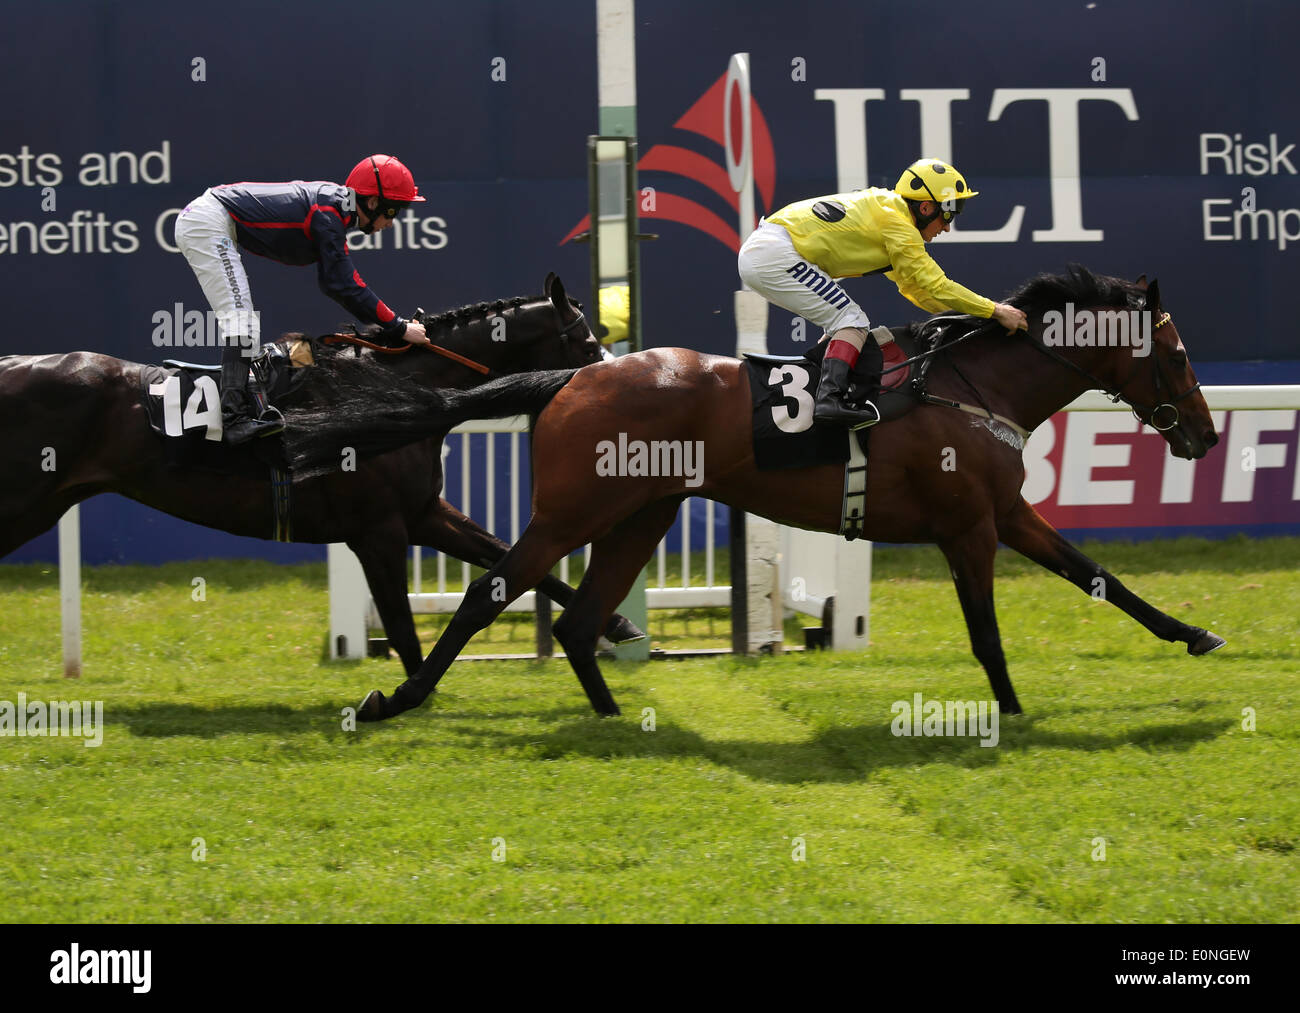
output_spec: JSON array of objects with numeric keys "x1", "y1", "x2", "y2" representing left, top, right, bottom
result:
[
  {"x1": 328, "y1": 384, "x2": 1300, "y2": 658},
  {"x1": 327, "y1": 416, "x2": 733, "y2": 658},
  {"x1": 397, "y1": 416, "x2": 730, "y2": 624},
  {"x1": 50, "y1": 384, "x2": 1300, "y2": 672},
  {"x1": 1065, "y1": 386, "x2": 1300, "y2": 412}
]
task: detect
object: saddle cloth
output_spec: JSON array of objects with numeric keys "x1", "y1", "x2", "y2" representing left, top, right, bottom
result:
[
  {"x1": 139, "y1": 340, "x2": 309, "y2": 455},
  {"x1": 137, "y1": 343, "x2": 310, "y2": 539},
  {"x1": 742, "y1": 326, "x2": 926, "y2": 539}
]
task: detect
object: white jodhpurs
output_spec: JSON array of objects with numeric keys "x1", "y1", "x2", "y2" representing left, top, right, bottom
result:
[
  {"x1": 174, "y1": 189, "x2": 261, "y2": 355},
  {"x1": 737, "y1": 220, "x2": 871, "y2": 336}
]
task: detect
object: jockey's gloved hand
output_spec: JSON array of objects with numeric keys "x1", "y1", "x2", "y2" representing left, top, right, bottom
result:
[{"x1": 403, "y1": 320, "x2": 430, "y2": 346}]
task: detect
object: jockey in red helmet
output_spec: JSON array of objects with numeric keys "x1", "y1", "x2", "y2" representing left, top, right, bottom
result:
[
  {"x1": 175, "y1": 154, "x2": 431, "y2": 444},
  {"x1": 344, "y1": 154, "x2": 426, "y2": 232}
]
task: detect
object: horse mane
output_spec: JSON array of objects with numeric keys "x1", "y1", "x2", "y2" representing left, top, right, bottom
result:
[
  {"x1": 272, "y1": 288, "x2": 579, "y2": 369},
  {"x1": 909, "y1": 263, "x2": 1145, "y2": 348},
  {"x1": 272, "y1": 289, "x2": 582, "y2": 358},
  {"x1": 420, "y1": 296, "x2": 533, "y2": 329},
  {"x1": 419, "y1": 293, "x2": 583, "y2": 331},
  {"x1": 276, "y1": 289, "x2": 581, "y2": 434},
  {"x1": 1004, "y1": 264, "x2": 1145, "y2": 316}
]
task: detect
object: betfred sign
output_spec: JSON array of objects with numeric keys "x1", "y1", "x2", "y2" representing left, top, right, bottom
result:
[{"x1": 1024, "y1": 409, "x2": 1300, "y2": 533}]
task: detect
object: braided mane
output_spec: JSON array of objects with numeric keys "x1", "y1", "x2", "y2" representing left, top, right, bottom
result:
[{"x1": 911, "y1": 264, "x2": 1145, "y2": 347}]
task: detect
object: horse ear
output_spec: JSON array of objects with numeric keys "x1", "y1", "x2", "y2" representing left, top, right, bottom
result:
[
  {"x1": 548, "y1": 273, "x2": 569, "y2": 313},
  {"x1": 1145, "y1": 278, "x2": 1161, "y2": 311},
  {"x1": 1134, "y1": 274, "x2": 1148, "y2": 290}
]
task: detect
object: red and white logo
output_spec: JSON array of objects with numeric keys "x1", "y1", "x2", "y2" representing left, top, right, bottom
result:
[{"x1": 561, "y1": 71, "x2": 778, "y2": 253}]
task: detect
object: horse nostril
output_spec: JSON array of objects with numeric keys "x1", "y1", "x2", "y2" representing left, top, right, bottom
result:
[{"x1": 1205, "y1": 431, "x2": 1219, "y2": 449}]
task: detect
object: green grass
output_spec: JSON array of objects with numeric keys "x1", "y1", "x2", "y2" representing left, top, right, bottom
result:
[{"x1": 0, "y1": 536, "x2": 1296, "y2": 922}]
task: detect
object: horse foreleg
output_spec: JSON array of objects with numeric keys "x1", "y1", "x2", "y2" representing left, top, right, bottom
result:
[
  {"x1": 347, "y1": 531, "x2": 424, "y2": 676},
  {"x1": 410, "y1": 498, "x2": 646, "y2": 644},
  {"x1": 359, "y1": 518, "x2": 575, "y2": 721},
  {"x1": 551, "y1": 498, "x2": 684, "y2": 717},
  {"x1": 997, "y1": 497, "x2": 1225, "y2": 655},
  {"x1": 937, "y1": 521, "x2": 1023, "y2": 715}
]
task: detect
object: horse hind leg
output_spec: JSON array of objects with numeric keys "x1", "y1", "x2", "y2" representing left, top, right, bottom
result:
[
  {"x1": 938, "y1": 520, "x2": 1023, "y2": 715},
  {"x1": 360, "y1": 517, "x2": 583, "y2": 721},
  {"x1": 348, "y1": 531, "x2": 424, "y2": 676},
  {"x1": 409, "y1": 498, "x2": 646, "y2": 645},
  {"x1": 551, "y1": 498, "x2": 685, "y2": 717}
]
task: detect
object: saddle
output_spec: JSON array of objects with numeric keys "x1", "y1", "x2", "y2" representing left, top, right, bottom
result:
[
  {"x1": 140, "y1": 339, "x2": 315, "y2": 473},
  {"x1": 161, "y1": 338, "x2": 313, "y2": 404},
  {"x1": 742, "y1": 321, "x2": 949, "y2": 539},
  {"x1": 747, "y1": 324, "x2": 935, "y2": 425}
]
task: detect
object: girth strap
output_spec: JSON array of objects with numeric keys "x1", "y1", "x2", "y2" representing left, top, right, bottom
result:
[
  {"x1": 271, "y1": 468, "x2": 292, "y2": 542},
  {"x1": 840, "y1": 431, "x2": 869, "y2": 540}
]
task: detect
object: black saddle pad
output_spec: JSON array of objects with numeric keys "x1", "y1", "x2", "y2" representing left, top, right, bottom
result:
[
  {"x1": 139, "y1": 345, "x2": 303, "y2": 471},
  {"x1": 743, "y1": 356, "x2": 848, "y2": 471},
  {"x1": 743, "y1": 325, "x2": 924, "y2": 471},
  {"x1": 141, "y1": 364, "x2": 224, "y2": 449}
]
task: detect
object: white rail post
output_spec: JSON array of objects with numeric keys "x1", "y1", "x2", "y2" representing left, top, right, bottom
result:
[
  {"x1": 327, "y1": 543, "x2": 368, "y2": 660},
  {"x1": 595, "y1": 0, "x2": 651, "y2": 659},
  {"x1": 730, "y1": 50, "x2": 783, "y2": 654},
  {"x1": 58, "y1": 506, "x2": 81, "y2": 678}
]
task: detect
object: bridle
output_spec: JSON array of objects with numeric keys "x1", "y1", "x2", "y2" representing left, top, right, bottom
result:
[{"x1": 1020, "y1": 310, "x2": 1200, "y2": 432}]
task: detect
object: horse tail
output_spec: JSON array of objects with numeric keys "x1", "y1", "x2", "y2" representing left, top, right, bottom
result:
[
  {"x1": 284, "y1": 367, "x2": 578, "y2": 478},
  {"x1": 438, "y1": 368, "x2": 578, "y2": 427}
]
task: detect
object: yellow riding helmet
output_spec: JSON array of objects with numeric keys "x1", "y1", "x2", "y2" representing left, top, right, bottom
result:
[{"x1": 894, "y1": 159, "x2": 979, "y2": 207}]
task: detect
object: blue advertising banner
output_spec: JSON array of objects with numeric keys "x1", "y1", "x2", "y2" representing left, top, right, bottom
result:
[{"x1": 2, "y1": 0, "x2": 1296, "y2": 562}]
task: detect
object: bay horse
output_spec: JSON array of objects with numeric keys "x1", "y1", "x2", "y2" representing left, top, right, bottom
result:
[
  {"x1": 0, "y1": 273, "x2": 641, "y2": 674},
  {"x1": 286, "y1": 267, "x2": 1225, "y2": 721}
]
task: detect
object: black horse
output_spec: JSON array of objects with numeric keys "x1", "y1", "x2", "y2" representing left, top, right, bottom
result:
[{"x1": 0, "y1": 273, "x2": 641, "y2": 671}]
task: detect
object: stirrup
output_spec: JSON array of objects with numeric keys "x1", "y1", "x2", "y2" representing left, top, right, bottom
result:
[
  {"x1": 814, "y1": 398, "x2": 879, "y2": 430},
  {"x1": 848, "y1": 400, "x2": 880, "y2": 430},
  {"x1": 223, "y1": 409, "x2": 284, "y2": 444}
]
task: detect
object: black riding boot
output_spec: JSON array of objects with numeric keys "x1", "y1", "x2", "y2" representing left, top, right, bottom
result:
[
  {"x1": 813, "y1": 353, "x2": 880, "y2": 430},
  {"x1": 220, "y1": 345, "x2": 283, "y2": 444}
]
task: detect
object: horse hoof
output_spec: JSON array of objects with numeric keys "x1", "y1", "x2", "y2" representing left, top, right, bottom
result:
[
  {"x1": 606, "y1": 615, "x2": 647, "y2": 645},
  {"x1": 357, "y1": 690, "x2": 387, "y2": 722},
  {"x1": 1188, "y1": 631, "x2": 1226, "y2": 655}
]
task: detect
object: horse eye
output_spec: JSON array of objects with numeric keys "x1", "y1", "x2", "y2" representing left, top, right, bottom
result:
[{"x1": 1170, "y1": 352, "x2": 1188, "y2": 368}]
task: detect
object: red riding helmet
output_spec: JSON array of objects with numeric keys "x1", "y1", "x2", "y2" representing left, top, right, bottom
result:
[{"x1": 345, "y1": 154, "x2": 426, "y2": 206}]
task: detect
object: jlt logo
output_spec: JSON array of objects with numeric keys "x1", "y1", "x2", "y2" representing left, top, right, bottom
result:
[{"x1": 815, "y1": 87, "x2": 1139, "y2": 242}]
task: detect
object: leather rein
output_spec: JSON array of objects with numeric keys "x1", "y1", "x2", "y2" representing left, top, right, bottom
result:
[
  {"x1": 894, "y1": 308, "x2": 1198, "y2": 437},
  {"x1": 1017, "y1": 311, "x2": 1200, "y2": 432},
  {"x1": 319, "y1": 307, "x2": 591, "y2": 379}
]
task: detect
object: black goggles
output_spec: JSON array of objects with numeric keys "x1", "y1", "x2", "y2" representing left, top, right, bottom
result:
[{"x1": 937, "y1": 198, "x2": 966, "y2": 223}]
